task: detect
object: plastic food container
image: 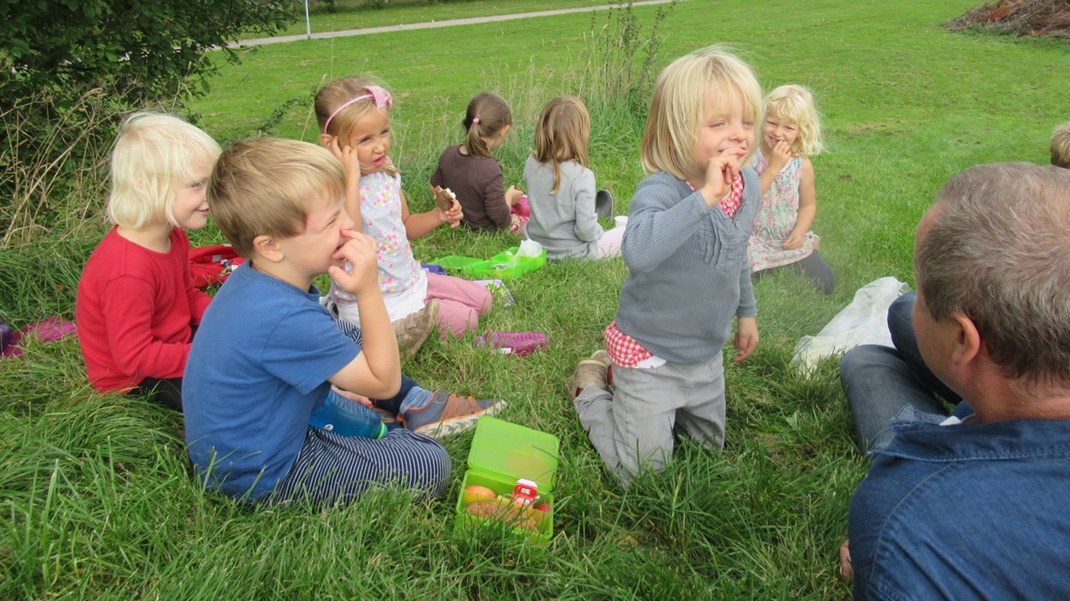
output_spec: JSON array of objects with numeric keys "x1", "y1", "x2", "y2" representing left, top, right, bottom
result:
[
  {"x1": 429, "y1": 246, "x2": 547, "y2": 280},
  {"x1": 454, "y1": 417, "x2": 560, "y2": 544}
]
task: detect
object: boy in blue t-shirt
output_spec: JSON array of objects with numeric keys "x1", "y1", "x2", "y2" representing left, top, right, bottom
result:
[{"x1": 184, "y1": 137, "x2": 501, "y2": 505}]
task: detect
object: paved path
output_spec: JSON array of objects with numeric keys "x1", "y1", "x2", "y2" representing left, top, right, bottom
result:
[{"x1": 233, "y1": 0, "x2": 679, "y2": 47}]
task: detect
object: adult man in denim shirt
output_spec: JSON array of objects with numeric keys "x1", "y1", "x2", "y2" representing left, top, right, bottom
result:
[{"x1": 838, "y1": 163, "x2": 1070, "y2": 599}]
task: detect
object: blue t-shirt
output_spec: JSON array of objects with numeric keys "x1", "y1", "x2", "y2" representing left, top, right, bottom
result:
[{"x1": 183, "y1": 264, "x2": 358, "y2": 500}]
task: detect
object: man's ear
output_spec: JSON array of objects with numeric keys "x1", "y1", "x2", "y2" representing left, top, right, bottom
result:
[
  {"x1": 252, "y1": 234, "x2": 283, "y2": 264},
  {"x1": 950, "y1": 313, "x2": 982, "y2": 366}
]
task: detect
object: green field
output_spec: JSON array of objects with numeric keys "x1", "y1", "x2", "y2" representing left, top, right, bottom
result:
[{"x1": 3, "y1": 0, "x2": 1068, "y2": 598}]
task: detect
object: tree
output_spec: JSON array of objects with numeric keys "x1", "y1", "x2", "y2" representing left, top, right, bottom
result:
[
  {"x1": 0, "y1": 1, "x2": 296, "y2": 245},
  {"x1": 0, "y1": 0, "x2": 296, "y2": 105}
]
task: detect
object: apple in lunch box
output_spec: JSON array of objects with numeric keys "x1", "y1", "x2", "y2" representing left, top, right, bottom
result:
[
  {"x1": 462, "y1": 485, "x2": 497, "y2": 505},
  {"x1": 533, "y1": 502, "x2": 551, "y2": 513}
]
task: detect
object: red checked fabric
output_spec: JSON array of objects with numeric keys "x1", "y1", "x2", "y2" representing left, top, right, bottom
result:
[
  {"x1": 684, "y1": 175, "x2": 744, "y2": 218},
  {"x1": 719, "y1": 175, "x2": 744, "y2": 218},
  {"x1": 604, "y1": 321, "x2": 653, "y2": 368}
]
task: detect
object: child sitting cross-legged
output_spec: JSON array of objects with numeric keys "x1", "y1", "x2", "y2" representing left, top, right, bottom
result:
[{"x1": 183, "y1": 137, "x2": 502, "y2": 506}]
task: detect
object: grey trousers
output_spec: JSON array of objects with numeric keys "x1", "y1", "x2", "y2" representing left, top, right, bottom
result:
[{"x1": 574, "y1": 354, "x2": 726, "y2": 487}]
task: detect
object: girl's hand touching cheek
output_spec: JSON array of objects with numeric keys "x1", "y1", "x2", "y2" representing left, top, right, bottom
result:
[
  {"x1": 329, "y1": 138, "x2": 362, "y2": 184},
  {"x1": 329, "y1": 231, "x2": 380, "y2": 299}
]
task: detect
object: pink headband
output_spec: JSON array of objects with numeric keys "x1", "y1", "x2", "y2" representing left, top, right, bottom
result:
[{"x1": 322, "y1": 85, "x2": 392, "y2": 134}]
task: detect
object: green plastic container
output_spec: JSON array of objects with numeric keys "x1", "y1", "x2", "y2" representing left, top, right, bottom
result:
[
  {"x1": 430, "y1": 246, "x2": 547, "y2": 280},
  {"x1": 454, "y1": 417, "x2": 560, "y2": 544}
]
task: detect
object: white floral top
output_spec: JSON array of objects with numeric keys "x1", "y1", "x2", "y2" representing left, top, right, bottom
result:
[{"x1": 327, "y1": 170, "x2": 426, "y2": 323}]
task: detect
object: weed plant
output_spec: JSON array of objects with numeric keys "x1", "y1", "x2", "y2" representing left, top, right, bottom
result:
[{"x1": 2, "y1": 1, "x2": 1069, "y2": 599}]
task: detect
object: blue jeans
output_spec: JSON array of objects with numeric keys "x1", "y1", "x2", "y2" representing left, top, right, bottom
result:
[{"x1": 839, "y1": 293, "x2": 961, "y2": 452}]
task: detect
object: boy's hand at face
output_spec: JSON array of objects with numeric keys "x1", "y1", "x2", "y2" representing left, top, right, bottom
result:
[
  {"x1": 701, "y1": 149, "x2": 744, "y2": 207},
  {"x1": 767, "y1": 140, "x2": 792, "y2": 174},
  {"x1": 328, "y1": 231, "x2": 380, "y2": 299}
]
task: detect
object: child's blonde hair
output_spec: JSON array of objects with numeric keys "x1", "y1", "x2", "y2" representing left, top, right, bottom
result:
[
  {"x1": 533, "y1": 96, "x2": 591, "y2": 194},
  {"x1": 763, "y1": 84, "x2": 824, "y2": 157},
  {"x1": 462, "y1": 92, "x2": 512, "y2": 159},
  {"x1": 640, "y1": 46, "x2": 761, "y2": 181},
  {"x1": 207, "y1": 137, "x2": 345, "y2": 258},
  {"x1": 1051, "y1": 121, "x2": 1070, "y2": 168},
  {"x1": 107, "y1": 112, "x2": 221, "y2": 229}
]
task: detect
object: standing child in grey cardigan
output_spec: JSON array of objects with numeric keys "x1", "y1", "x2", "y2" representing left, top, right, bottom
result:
[
  {"x1": 523, "y1": 96, "x2": 625, "y2": 259},
  {"x1": 568, "y1": 46, "x2": 762, "y2": 486}
]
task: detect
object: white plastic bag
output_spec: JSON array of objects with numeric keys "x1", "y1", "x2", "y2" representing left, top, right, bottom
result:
[{"x1": 791, "y1": 276, "x2": 910, "y2": 375}]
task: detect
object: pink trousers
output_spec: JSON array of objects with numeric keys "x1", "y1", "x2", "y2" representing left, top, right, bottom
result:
[{"x1": 424, "y1": 272, "x2": 492, "y2": 339}]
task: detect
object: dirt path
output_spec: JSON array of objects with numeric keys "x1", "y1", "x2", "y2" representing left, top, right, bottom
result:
[{"x1": 233, "y1": 0, "x2": 679, "y2": 47}]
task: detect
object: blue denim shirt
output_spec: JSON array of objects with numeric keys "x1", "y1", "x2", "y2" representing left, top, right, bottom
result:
[{"x1": 849, "y1": 406, "x2": 1070, "y2": 600}]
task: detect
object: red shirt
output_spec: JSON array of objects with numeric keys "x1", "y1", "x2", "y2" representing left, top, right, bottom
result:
[{"x1": 75, "y1": 227, "x2": 210, "y2": 392}]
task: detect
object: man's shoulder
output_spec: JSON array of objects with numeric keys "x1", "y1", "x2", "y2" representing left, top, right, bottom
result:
[{"x1": 852, "y1": 419, "x2": 1070, "y2": 599}]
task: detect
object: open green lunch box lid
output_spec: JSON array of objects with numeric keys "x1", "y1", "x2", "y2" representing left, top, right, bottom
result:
[
  {"x1": 467, "y1": 416, "x2": 560, "y2": 494},
  {"x1": 429, "y1": 246, "x2": 547, "y2": 280}
]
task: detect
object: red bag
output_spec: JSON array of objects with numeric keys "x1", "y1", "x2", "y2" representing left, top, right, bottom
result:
[{"x1": 189, "y1": 244, "x2": 244, "y2": 289}]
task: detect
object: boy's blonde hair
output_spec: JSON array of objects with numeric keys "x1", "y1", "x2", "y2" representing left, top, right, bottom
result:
[
  {"x1": 463, "y1": 92, "x2": 512, "y2": 159},
  {"x1": 1051, "y1": 121, "x2": 1070, "y2": 168},
  {"x1": 316, "y1": 76, "x2": 388, "y2": 142},
  {"x1": 640, "y1": 46, "x2": 762, "y2": 180},
  {"x1": 763, "y1": 84, "x2": 825, "y2": 157},
  {"x1": 107, "y1": 112, "x2": 221, "y2": 229},
  {"x1": 207, "y1": 137, "x2": 345, "y2": 258},
  {"x1": 533, "y1": 96, "x2": 591, "y2": 194}
]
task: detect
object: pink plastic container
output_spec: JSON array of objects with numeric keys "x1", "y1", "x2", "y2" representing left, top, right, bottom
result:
[{"x1": 477, "y1": 331, "x2": 547, "y2": 357}]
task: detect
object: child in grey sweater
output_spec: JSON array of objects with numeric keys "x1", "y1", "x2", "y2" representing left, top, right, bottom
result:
[{"x1": 568, "y1": 47, "x2": 762, "y2": 486}]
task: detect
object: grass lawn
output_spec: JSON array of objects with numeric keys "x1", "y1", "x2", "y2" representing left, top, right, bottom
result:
[{"x1": 3, "y1": 0, "x2": 1069, "y2": 598}]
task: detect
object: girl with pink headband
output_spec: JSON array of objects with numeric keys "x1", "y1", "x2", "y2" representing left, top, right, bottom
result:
[{"x1": 314, "y1": 76, "x2": 492, "y2": 353}]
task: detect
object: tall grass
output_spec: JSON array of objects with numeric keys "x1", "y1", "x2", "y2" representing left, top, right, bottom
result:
[
  {"x1": 2, "y1": 0, "x2": 1069, "y2": 599},
  {"x1": 0, "y1": 91, "x2": 115, "y2": 248}
]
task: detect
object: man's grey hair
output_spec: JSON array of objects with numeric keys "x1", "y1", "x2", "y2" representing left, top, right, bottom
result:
[{"x1": 916, "y1": 162, "x2": 1070, "y2": 384}]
